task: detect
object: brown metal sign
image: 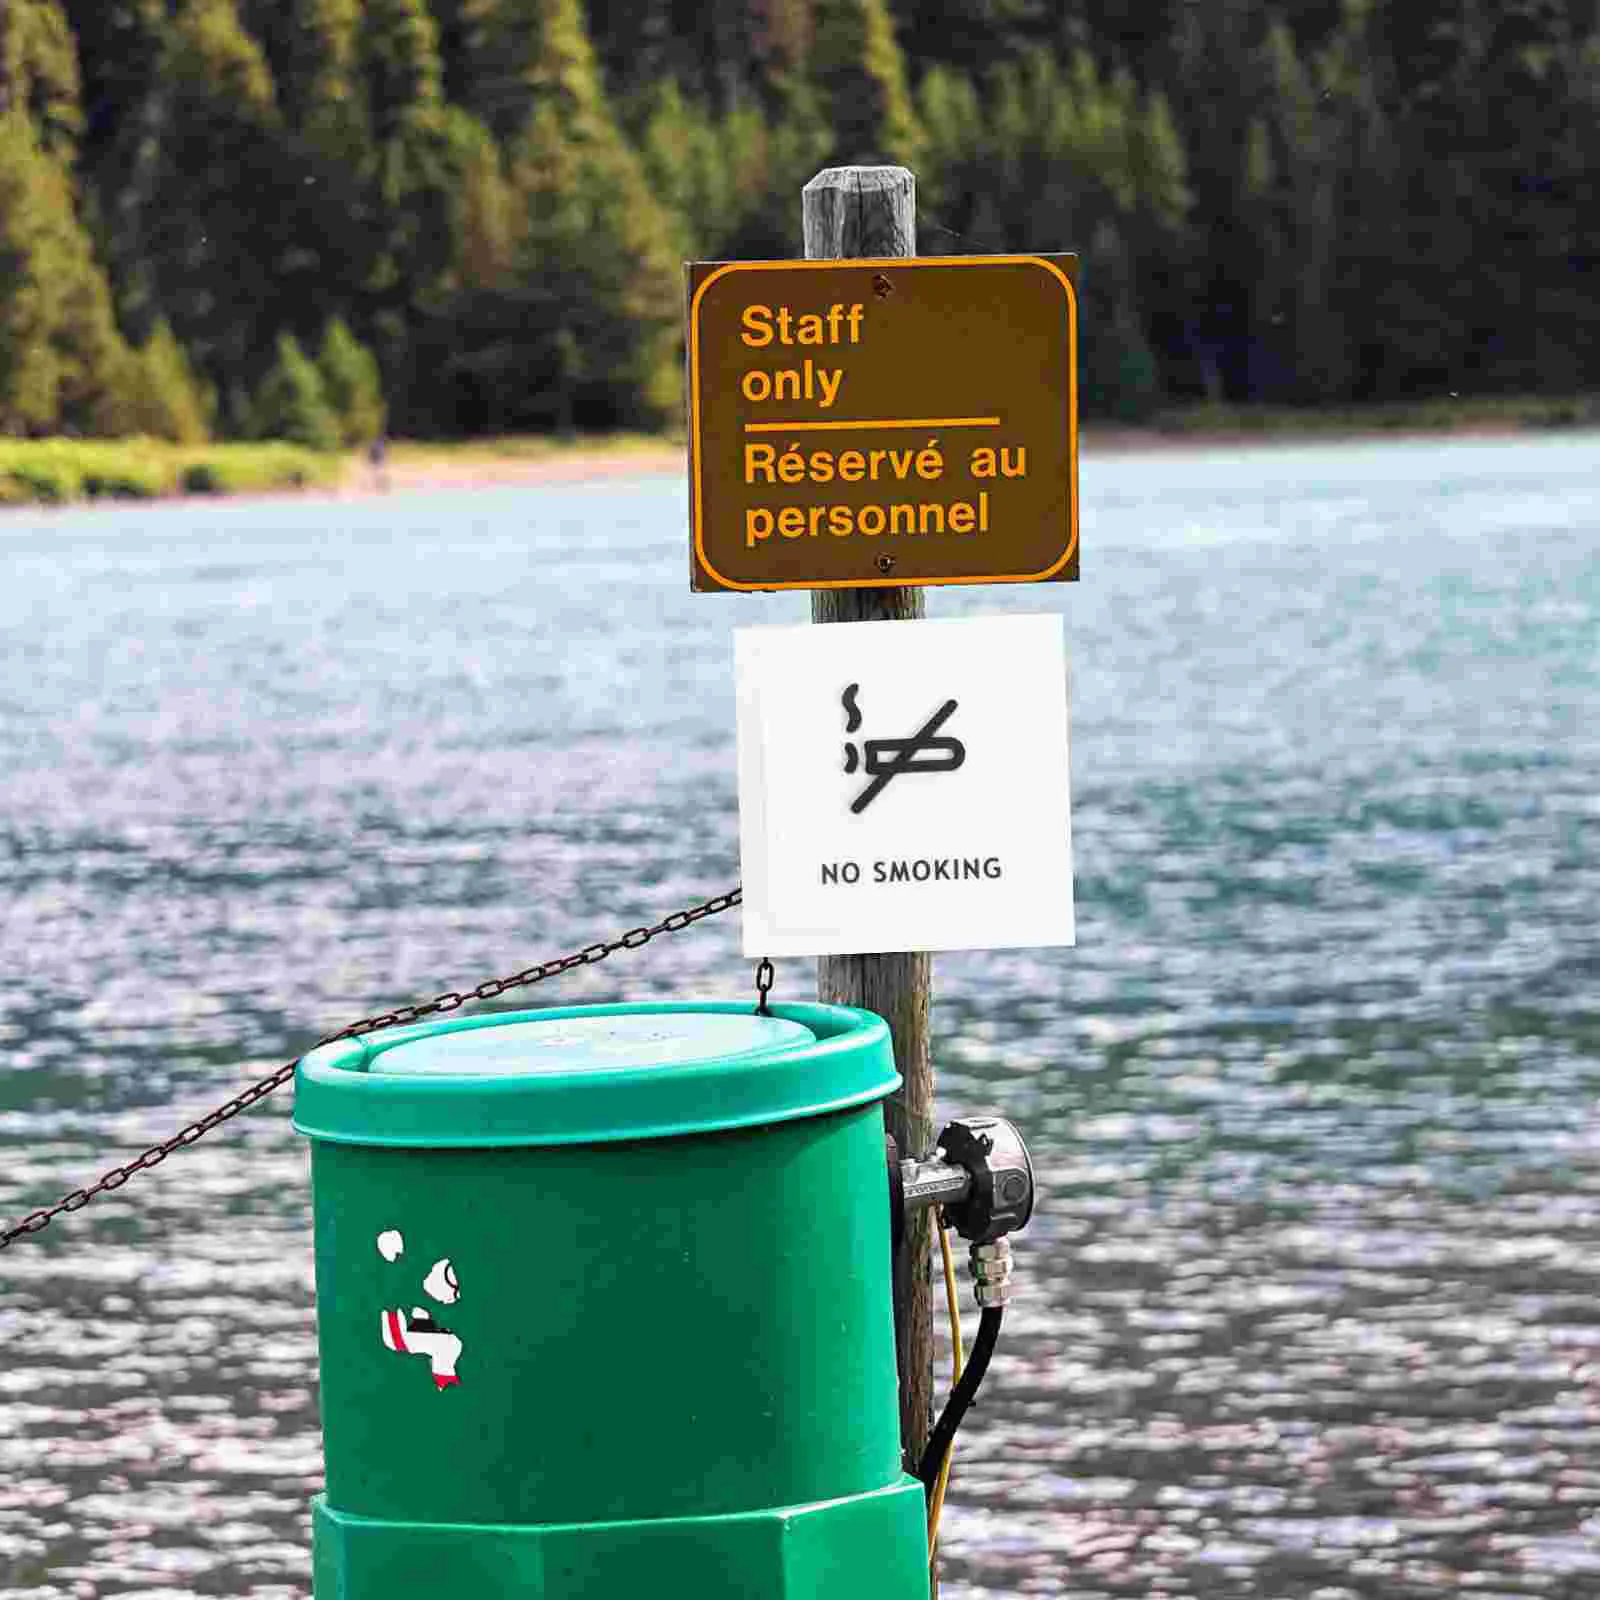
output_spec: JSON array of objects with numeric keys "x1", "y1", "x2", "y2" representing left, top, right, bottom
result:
[{"x1": 687, "y1": 254, "x2": 1078, "y2": 592}]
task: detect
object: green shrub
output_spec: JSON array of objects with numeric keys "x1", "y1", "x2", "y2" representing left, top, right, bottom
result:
[
  {"x1": 124, "y1": 322, "x2": 211, "y2": 445},
  {"x1": 177, "y1": 443, "x2": 338, "y2": 496},
  {"x1": 0, "y1": 439, "x2": 337, "y2": 505},
  {"x1": 81, "y1": 462, "x2": 164, "y2": 498},
  {"x1": 4, "y1": 459, "x2": 77, "y2": 501}
]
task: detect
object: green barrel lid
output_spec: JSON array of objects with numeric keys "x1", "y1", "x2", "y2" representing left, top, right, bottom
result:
[{"x1": 293, "y1": 1000, "x2": 898, "y2": 1149}]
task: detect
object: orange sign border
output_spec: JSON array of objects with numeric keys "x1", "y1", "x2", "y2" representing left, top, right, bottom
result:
[{"x1": 688, "y1": 255, "x2": 1079, "y2": 592}]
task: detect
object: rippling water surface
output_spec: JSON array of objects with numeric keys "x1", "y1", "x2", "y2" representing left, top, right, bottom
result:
[{"x1": 2, "y1": 434, "x2": 1597, "y2": 1597}]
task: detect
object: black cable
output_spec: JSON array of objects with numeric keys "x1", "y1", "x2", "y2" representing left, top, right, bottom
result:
[{"x1": 916, "y1": 1305, "x2": 1004, "y2": 1499}]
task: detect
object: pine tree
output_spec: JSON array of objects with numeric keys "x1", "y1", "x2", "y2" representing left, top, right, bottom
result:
[
  {"x1": 238, "y1": 0, "x2": 366, "y2": 162},
  {"x1": 237, "y1": 0, "x2": 355, "y2": 126},
  {"x1": 1132, "y1": 90, "x2": 1190, "y2": 234},
  {"x1": 442, "y1": 0, "x2": 608, "y2": 147},
  {"x1": 719, "y1": 75, "x2": 831, "y2": 257},
  {"x1": 1268, "y1": 14, "x2": 1363, "y2": 401},
  {"x1": 172, "y1": 0, "x2": 277, "y2": 114},
  {"x1": 60, "y1": 0, "x2": 164, "y2": 166},
  {"x1": 1, "y1": 2, "x2": 140, "y2": 433},
  {"x1": 126, "y1": 319, "x2": 211, "y2": 443},
  {"x1": 889, "y1": 0, "x2": 1051, "y2": 76},
  {"x1": 953, "y1": 46, "x2": 1188, "y2": 261},
  {"x1": 1364, "y1": 0, "x2": 1482, "y2": 395},
  {"x1": 748, "y1": 0, "x2": 815, "y2": 84},
  {"x1": 59, "y1": 0, "x2": 167, "y2": 347},
  {"x1": 359, "y1": 0, "x2": 442, "y2": 144},
  {"x1": 510, "y1": 99, "x2": 681, "y2": 425},
  {"x1": 0, "y1": 109, "x2": 63, "y2": 432},
  {"x1": 1065, "y1": 0, "x2": 1183, "y2": 75},
  {"x1": 252, "y1": 332, "x2": 340, "y2": 448},
  {"x1": 1164, "y1": 0, "x2": 1273, "y2": 401},
  {"x1": 0, "y1": 0, "x2": 84, "y2": 158},
  {"x1": 637, "y1": 79, "x2": 740, "y2": 259},
  {"x1": 577, "y1": 0, "x2": 680, "y2": 102},
  {"x1": 228, "y1": 0, "x2": 371, "y2": 374},
  {"x1": 352, "y1": 0, "x2": 462, "y2": 377},
  {"x1": 402, "y1": 0, "x2": 684, "y2": 432},
  {"x1": 0, "y1": 2, "x2": 121, "y2": 434},
  {"x1": 1473, "y1": 0, "x2": 1590, "y2": 390},
  {"x1": 451, "y1": 112, "x2": 518, "y2": 292},
  {"x1": 0, "y1": 105, "x2": 141, "y2": 435},
  {"x1": 316, "y1": 317, "x2": 385, "y2": 445},
  {"x1": 915, "y1": 65, "x2": 984, "y2": 244},
  {"x1": 584, "y1": 0, "x2": 815, "y2": 109},
  {"x1": 136, "y1": 0, "x2": 304, "y2": 410},
  {"x1": 1079, "y1": 219, "x2": 1161, "y2": 422},
  {"x1": 809, "y1": 0, "x2": 923, "y2": 166}
]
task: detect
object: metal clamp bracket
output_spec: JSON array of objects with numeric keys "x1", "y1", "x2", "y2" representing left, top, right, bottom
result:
[{"x1": 899, "y1": 1115, "x2": 1034, "y2": 1244}]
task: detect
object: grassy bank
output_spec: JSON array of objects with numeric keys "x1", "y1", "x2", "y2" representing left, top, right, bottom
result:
[
  {"x1": 382, "y1": 431, "x2": 678, "y2": 466},
  {"x1": 0, "y1": 433, "x2": 675, "y2": 508},
  {"x1": 0, "y1": 439, "x2": 343, "y2": 507},
  {"x1": 5, "y1": 395, "x2": 1595, "y2": 511}
]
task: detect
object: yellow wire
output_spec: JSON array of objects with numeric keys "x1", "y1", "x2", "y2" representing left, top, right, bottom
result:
[{"x1": 927, "y1": 1211, "x2": 965, "y2": 1561}]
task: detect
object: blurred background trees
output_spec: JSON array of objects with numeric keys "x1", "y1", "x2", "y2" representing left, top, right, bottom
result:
[{"x1": 0, "y1": 0, "x2": 1593, "y2": 440}]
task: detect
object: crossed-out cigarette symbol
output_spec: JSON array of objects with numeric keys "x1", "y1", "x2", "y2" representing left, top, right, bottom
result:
[{"x1": 842, "y1": 683, "x2": 967, "y2": 813}]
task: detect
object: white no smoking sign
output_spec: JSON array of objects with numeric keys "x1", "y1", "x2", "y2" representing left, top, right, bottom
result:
[{"x1": 735, "y1": 614, "x2": 1074, "y2": 956}]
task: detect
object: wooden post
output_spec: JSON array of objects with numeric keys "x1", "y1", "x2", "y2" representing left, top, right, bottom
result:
[{"x1": 802, "y1": 165, "x2": 936, "y2": 1474}]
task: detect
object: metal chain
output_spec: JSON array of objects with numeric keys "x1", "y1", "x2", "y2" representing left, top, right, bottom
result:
[
  {"x1": 0, "y1": 887, "x2": 743, "y2": 1252},
  {"x1": 754, "y1": 957, "x2": 775, "y2": 1015}
]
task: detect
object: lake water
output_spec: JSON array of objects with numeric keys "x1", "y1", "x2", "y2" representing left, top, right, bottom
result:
[{"x1": 1, "y1": 433, "x2": 1597, "y2": 1598}]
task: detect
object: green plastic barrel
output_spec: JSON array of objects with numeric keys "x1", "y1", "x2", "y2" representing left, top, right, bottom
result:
[{"x1": 294, "y1": 1000, "x2": 929, "y2": 1598}]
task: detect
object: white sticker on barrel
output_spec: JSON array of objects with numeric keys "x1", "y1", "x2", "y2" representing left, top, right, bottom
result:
[
  {"x1": 373, "y1": 1231, "x2": 463, "y2": 1390},
  {"x1": 423, "y1": 1258, "x2": 459, "y2": 1305},
  {"x1": 379, "y1": 1306, "x2": 463, "y2": 1391}
]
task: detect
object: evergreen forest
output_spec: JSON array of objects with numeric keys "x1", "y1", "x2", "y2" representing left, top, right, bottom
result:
[{"x1": 1, "y1": 0, "x2": 1595, "y2": 443}]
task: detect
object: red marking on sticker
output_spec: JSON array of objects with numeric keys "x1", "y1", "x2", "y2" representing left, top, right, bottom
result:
[
  {"x1": 434, "y1": 1372, "x2": 460, "y2": 1390},
  {"x1": 385, "y1": 1309, "x2": 410, "y2": 1354}
]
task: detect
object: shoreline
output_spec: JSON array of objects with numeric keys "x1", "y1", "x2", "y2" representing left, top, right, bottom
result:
[
  {"x1": 4, "y1": 414, "x2": 1596, "y2": 512},
  {"x1": 353, "y1": 418, "x2": 1598, "y2": 498},
  {"x1": 347, "y1": 441, "x2": 685, "y2": 496}
]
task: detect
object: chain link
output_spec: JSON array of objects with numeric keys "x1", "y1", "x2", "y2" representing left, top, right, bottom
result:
[
  {"x1": 754, "y1": 957, "x2": 775, "y2": 1015},
  {"x1": 0, "y1": 887, "x2": 743, "y2": 1252}
]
